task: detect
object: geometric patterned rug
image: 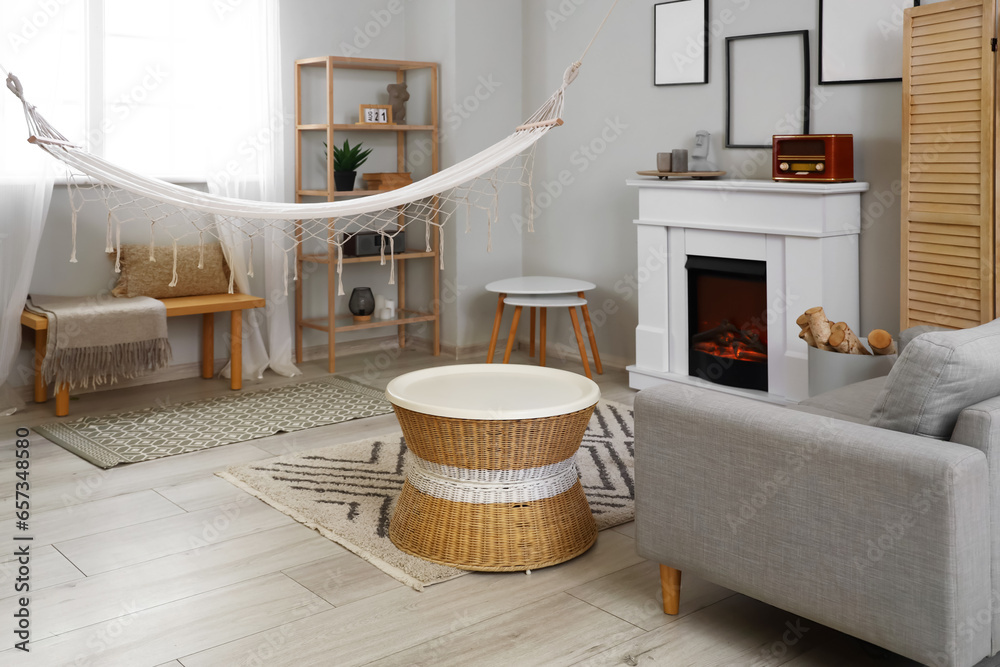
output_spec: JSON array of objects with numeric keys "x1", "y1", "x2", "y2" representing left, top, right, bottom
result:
[
  {"x1": 218, "y1": 399, "x2": 634, "y2": 590},
  {"x1": 35, "y1": 376, "x2": 393, "y2": 468}
]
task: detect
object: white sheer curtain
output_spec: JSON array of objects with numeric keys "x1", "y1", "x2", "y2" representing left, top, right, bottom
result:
[
  {"x1": 0, "y1": 170, "x2": 54, "y2": 416},
  {"x1": 0, "y1": 2, "x2": 74, "y2": 414},
  {"x1": 207, "y1": 0, "x2": 299, "y2": 380}
]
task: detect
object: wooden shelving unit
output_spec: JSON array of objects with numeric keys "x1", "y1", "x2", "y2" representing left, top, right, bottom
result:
[{"x1": 294, "y1": 56, "x2": 440, "y2": 372}]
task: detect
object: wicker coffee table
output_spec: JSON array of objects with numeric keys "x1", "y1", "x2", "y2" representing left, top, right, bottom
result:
[{"x1": 386, "y1": 364, "x2": 600, "y2": 571}]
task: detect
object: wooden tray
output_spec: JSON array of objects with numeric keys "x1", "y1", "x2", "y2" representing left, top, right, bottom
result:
[{"x1": 636, "y1": 170, "x2": 726, "y2": 180}]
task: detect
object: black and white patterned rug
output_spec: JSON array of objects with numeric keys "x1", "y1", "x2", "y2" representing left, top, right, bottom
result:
[
  {"x1": 36, "y1": 376, "x2": 393, "y2": 468},
  {"x1": 218, "y1": 399, "x2": 635, "y2": 590}
]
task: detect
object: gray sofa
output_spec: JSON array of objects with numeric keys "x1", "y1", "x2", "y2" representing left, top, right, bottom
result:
[{"x1": 635, "y1": 323, "x2": 1000, "y2": 667}]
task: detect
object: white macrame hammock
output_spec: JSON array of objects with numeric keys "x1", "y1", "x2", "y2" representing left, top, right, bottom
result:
[
  {"x1": 3, "y1": 0, "x2": 620, "y2": 297},
  {"x1": 3, "y1": 34, "x2": 600, "y2": 298}
]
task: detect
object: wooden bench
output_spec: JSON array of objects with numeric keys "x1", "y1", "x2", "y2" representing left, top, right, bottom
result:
[{"x1": 21, "y1": 293, "x2": 266, "y2": 417}]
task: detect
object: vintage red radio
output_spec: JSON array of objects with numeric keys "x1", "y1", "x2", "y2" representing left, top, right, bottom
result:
[{"x1": 772, "y1": 134, "x2": 854, "y2": 183}]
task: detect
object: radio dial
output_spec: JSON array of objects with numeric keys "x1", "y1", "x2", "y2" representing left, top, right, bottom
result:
[
  {"x1": 815, "y1": 162, "x2": 825, "y2": 172},
  {"x1": 779, "y1": 162, "x2": 790, "y2": 172}
]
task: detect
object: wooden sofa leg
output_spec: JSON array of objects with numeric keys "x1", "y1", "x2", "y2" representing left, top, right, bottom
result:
[{"x1": 660, "y1": 564, "x2": 682, "y2": 615}]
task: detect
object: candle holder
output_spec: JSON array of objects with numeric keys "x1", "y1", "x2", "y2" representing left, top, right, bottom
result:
[{"x1": 349, "y1": 287, "x2": 376, "y2": 322}]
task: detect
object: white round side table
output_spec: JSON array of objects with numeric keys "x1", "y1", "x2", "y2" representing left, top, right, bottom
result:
[
  {"x1": 385, "y1": 363, "x2": 601, "y2": 571},
  {"x1": 485, "y1": 276, "x2": 602, "y2": 378}
]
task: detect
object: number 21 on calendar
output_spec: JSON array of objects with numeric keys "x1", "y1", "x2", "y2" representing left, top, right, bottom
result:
[{"x1": 359, "y1": 105, "x2": 392, "y2": 125}]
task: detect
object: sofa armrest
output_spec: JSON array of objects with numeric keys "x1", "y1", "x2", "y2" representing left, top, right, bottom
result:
[
  {"x1": 952, "y1": 395, "x2": 1000, "y2": 659},
  {"x1": 634, "y1": 383, "x2": 990, "y2": 667}
]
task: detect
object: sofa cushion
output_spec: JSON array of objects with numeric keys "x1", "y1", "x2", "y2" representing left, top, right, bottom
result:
[
  {"x1": 789, "y1": 376, "x2": 886, "y2": 425},
  {"x1": 869, "y1": 319, "x2": 1000, "y2": 440},
  {"x1": 898, "y1": 325, "x2": 948, "y2": 355}
]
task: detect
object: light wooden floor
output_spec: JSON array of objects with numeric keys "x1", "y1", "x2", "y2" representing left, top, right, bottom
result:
[{"x1": 0, "y1": 348, "x2": 931, "y2": 666}]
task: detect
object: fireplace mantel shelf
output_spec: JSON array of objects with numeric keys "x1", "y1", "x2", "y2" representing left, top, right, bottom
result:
[
  {"x1": 625, "y1": 178, "x2": 869, "y2": 195},
  {"x1": 628, "y1": 178, "x2": 870, "y2": 240}
]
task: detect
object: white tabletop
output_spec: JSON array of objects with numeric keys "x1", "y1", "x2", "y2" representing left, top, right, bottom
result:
[
  {"x1": 504, "y1": 294, "x2": 587, "y2": 308},
  {"x1": 385, "y1": 364, "x2": 601, "y2": 420},
  {"x1": 485, "y1": 276, "x2": 596, "y2": 295}
]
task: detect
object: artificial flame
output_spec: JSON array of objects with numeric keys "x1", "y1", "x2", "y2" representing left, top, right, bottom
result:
[{"x1": 693, "y1": 322, "x2": 767, "y2": 363}]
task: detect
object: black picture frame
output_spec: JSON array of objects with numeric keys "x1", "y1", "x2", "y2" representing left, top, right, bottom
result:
[
  {"x1": 819, "y1": 0, "x2": 920, "y2": 85},
  {"x1": 725, "y1": 30, "x2": 811, "y2": 149},
  {"x1": 654, "y1": 0, "x2": 709, "y2": 86}
]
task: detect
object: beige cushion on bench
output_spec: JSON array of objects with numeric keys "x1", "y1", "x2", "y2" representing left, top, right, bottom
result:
[{"x1": 111, "y1": 244, "x2": 230, "y2": 299}]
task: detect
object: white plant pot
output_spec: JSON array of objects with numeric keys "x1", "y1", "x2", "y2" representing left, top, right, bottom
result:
[{"x1": 807, "y1": 338, "x2": 896, "y2": 397}]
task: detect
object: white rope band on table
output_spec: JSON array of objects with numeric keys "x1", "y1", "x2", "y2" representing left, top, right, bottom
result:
[
  {"x1": 411, "y1": 456, "x2": 579, "y2": 484},
  {"x1": 406, "y1": 454, "x2": 581, "y2": 505}
]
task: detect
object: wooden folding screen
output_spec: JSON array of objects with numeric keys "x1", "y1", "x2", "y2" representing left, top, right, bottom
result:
[{"x1": 901, "y1": 0, "x2": 996, "y2": 328}]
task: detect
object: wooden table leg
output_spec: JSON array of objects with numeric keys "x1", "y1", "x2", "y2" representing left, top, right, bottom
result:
[
  {"x1": 568, "y1": 307, "x2": 592, "y2": 379},
  {"x1": 660, "y1": 565, "x2": 682, "y2": 615},
  {"x1": 539, "y1": 308, "x2": 547, "y2": 367},
  {"x1": 202, "y1": 313, "x2": 214, "y2": 379},
  {"x1": 33, "y1": 328, "x2": 47, "y2": 403},
  {"x1": 579, "y1": 291, "x2": 603, "y2": 375},
  {"x1": 502, "y1": 306, "x2": 522, "y2": 364},
  {"x1": 230, "y1": 310, "x2": 243, "y2": 391},
  {"x1": 486, "y1": 293, "x2": 506, "y2": 363},
  {"x1": 529, "y1": 307, "x2": 535, "y2": 358},
  {"x1": 55, "y1": 383, "x2": 70, "y2": 417}
]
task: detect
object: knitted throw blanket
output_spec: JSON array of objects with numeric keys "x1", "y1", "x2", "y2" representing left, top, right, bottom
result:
[{"x1": 26, "y1": 295, "x2": 172, "y2": 390}]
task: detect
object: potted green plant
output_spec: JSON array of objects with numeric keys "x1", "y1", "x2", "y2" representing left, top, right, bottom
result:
[{"x1": 325, "y1": 139, "x2": 373, "y2": 192}]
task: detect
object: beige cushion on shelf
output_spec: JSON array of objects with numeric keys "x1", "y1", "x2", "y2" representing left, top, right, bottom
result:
[{"x1": 111, "y1": 244, "x2": 231, "y2": 299}]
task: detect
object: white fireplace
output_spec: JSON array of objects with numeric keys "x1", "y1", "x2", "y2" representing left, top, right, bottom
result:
[{"x1": 626, "y1": 178, "x2": 869, "y2": 403}]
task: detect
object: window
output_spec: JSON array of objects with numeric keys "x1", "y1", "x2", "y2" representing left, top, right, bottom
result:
[{"x1": 4, "y1": 0, "x2": 264, "y2": 179}]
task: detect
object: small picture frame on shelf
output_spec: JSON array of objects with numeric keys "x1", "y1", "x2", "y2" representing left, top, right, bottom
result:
[{"x1": 358, "y1": 104, "x2": 393, "y2": 125}]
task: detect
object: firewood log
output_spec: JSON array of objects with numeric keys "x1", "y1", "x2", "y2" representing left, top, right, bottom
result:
[
  {"x1": 805, "y1": 307, "x2": 836, "y2": 351},
  {"x1": 797, "y1": 314, "x2": 821, "y2": 348},
  {"x1": 868, "y1": 329, "x2": 897, "y2": 355},
  {"x1": 831, "y1": 322, "x2": 848, "y2": 333},
  {"x1": 798, "y1": 326, "x2": 817, "y2": 347},
  {"x1": 828, "y1": 324, "x2": 872, "y2": 355}
]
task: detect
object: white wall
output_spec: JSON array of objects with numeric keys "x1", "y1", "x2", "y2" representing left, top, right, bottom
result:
[
  {"x1": 521, "y1": 0, "x2": 911, "y2": 365},
  {"x1": 405, "y1": 0, "x2": 524, "y2": 350}
]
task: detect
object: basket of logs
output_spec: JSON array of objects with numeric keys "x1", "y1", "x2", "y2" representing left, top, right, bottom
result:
[{"x1": 798, "y1": 306, "x2": 897, "y2": 396}]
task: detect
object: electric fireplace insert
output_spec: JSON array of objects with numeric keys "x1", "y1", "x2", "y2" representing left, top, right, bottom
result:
[{"x1": 686, "y1": 255, "x2": 768, "y2": 391}]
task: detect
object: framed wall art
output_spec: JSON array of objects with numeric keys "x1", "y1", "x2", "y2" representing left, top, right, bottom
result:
[
  {"x1": 654, "y1": 0, "x2": 709, "y2": 86},
  {"x1": 726, "y1": 30, "x2": 811, "y2": 149},
  {"x1": 820, "y1": 0, "x2": 920, "y2": 84}
]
